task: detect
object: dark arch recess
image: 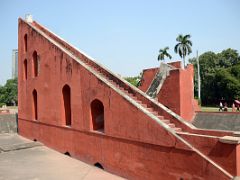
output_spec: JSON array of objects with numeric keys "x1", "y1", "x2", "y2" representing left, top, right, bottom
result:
[{"x1": 90, "y1": 99, "x2": 104, "y2": 132}]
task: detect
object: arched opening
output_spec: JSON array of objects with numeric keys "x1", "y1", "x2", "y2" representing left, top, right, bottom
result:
[
  {"x1": 23, "y1": 59, "x2": 27, "y2": 80},
  {"x1": 24, "y1": 34, "x2": 27, "y2": 52},
  {"x1": 32, "y1": 51, "x2": 40, "y2": 77},
  {"x1": 62, "y1": 85, "x2": 71, "y2": 126},
  {"x1": 94, "y1": 162, "x2": 104, "y2": 170},
  {"x1": 91, "y1": 99, "x2": 104, "y2": 132},
  {"x1": 33, "y1": 139, "x2": 37, "y2": 142},
  {"x1": 32, "y1": 89, "x2": 38, "y2": 120}
]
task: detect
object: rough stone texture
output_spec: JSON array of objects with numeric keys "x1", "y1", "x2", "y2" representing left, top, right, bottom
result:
[
  {"x1": 157, "y1": 62, "x2": 197, "y2": 121},
  {"x1": 0, "y1": 133, "x2": 41, "y2": 152},
  {"x1": 17, "y1": 18, "x2": 239, "y2": 179},
  {"x1": 139, "y1": 61, "x2": 199, "y2": 121},
  {"x1": 193, "y1": 112, "x2": 240, "y2": 131},
  {"x1": 146, "y1": 63, "x2": 175, "y2": 98},
  {"x1": 0, "y1": 114, "x2": 17, "y2": 134},
  {"x1": 138, "y1": 67, "x2": 159, "y2": 92}
]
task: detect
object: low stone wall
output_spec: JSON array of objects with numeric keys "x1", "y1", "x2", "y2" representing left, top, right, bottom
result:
[
  {"x1": 193, "y1": 112, "x2": 240, "y2": 131},
  {"x1": 0, "y1": 114, "x2": 18, "y2": 134}
]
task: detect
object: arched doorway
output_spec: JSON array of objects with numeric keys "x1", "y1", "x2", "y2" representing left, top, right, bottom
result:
[
  {"x1": 24, "y1": 59, "x2": 27, "y2": 80},
  {"x1": 32, "y1": 51, "x2": 40, "y2": 77},
  {"x1": 62, "y1": 84, "x2": 71, "y2": 126},
  {"x1": 24, "y1": 34, "x2": 27, "y2": 52},
  {"x1": 91, "y1": 99, "x2": 104, "y2": 132},
  {"x1": 32, "y1": 89, "x2": 38, "y2": 120}
]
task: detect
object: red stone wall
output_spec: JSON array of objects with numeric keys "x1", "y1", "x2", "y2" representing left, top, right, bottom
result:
[
  {"x1": 168, "y1": 61, "x2": 182, "y2": 69},
  {"x1": 139, "y1": 62, "x2": 199, "y2": 121},
  {"x1": 179, "y1": 64, "x2": 195, "y2": 121},
  {"x1": 157, "y1": 69, "x2": 181, "y2": 114},
  {"x1": 18, "y1": 18, "x2": 235, "y2": 179},
  {"x1": 138, "y1": 67, "x2": 159, "y2": 92},
  {"x1": 19, "y1": 119, "x2": 233, "y2": 180},
  {"x1": 179, "y1": 132, "x2": 237, "y2": 175},
  {"x1": 156, "y1": 64, "x2": 196, "y2": 121}
]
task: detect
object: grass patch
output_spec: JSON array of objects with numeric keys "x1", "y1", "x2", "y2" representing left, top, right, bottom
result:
[{"x1": 201, "y1": 107, "x2": 219, "y2": 112}]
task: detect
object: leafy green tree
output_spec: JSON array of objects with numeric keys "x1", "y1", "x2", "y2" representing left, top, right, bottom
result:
[
  {"x1": 0, "y1": 78, "x2": 18, "y2": 106},
  {"x1": 230, "y1": 64, "x2": 240, "y2": 79},
  {"x1": 157, "y1": 47, "x2": 172, "y2": 62},
  {"x1": 215, "y1": 69, "x2": 240, "y2": 100},
  {"x1": 124, "y1": 76, "x2": 141, "y2": 87},
  {"x1": 190, "y1": 49, "x2": 240, "y2": 105},
  {"x1": 174, "y1": 34, "x2": 192, "y2": 67},
  {"x1": 217, "y1": 48, "x2": 240, "y2": 67}
]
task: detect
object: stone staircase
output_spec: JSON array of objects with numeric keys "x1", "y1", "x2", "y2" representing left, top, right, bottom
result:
[
  {"x1": 85, "y1": 61, "x2": 183, "y2": 133},
  {"x1": 24, "y1": 19, "x2": 236, "y2": 178},
  {"x1": 30, "y1": 20, "x2": 233, "y2": 137},
  {"x1": 30, "y1": 21, "x2": 185, "y2": 134}
]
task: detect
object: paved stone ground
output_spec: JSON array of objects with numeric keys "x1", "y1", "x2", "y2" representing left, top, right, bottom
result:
[
  {"x1": 0, "y1": 134, "x2": 125, "y2": 180},
  {"x1": 193, "y1": 112, "x2": 240, "y2": 131},
  {"x1": 0, "y1": 114, "x2": 17, "y2": 134}
]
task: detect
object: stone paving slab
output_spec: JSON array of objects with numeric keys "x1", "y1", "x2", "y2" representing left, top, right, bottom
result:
[
  {"x1": 0, "y1": 141, "x2": 42, "y2": 152},
  {"x1": 0, "y1": 114, "x2": 17, "y2": 134},
  {"x1": 193, "y1": 112, "x2": 240, "y2": 131},
  {"x1": 0, "y1": 133, "x2": 30, "y2": 146},
  {"x1": 0, "y1": 134, "x2": 125, "y2": 180}
]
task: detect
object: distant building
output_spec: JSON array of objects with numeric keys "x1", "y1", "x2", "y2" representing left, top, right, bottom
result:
[{"x1": 12, "y1": 49, "x2": 18, "y2": 79}]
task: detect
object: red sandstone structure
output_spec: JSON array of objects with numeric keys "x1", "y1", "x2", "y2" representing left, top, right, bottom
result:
[
  {"x1": 138, "y1": 62, "x2": 200, "y2": 121},
  {"x1": 18, "y1": 17, "x2": 240, "y2": 179}
]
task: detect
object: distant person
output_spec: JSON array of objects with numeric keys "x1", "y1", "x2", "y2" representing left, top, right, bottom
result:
[
  {"x1": 232, "y1": 103, "x2": 236, "y2": 112},
  {"x1": 235, "y1": 99, "x2": 240, "y2": 112},
  {"x1": 223, "y1": 102, "x2": 228, "y2": 112},
  {"x1": 219, "y1": 101, "x2": 223, "y2": 112}
]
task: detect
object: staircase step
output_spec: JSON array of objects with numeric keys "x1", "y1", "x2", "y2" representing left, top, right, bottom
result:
[
  {"x1": 168, "y1": 123, "x2": 175, "y2": 128},
  {"x1": 146, "y1": 107, "x2": 154, "y2": 111},
  {"x1": 135, "y1": 100, "x2": 141, "y2": 103},
  {"x1": 161, "y1": 119, "x2": 170, "y2": 124},
  {"x1": 118, "y1": 86, "x2": 124, "y2": 90},
  {"x1": 157, "y1": 115, "x2": 164, "y2": 119},
  {"x1": 130, "y1": 96, "x2": 138, "y2": 101},
  {"x1": 152, "y1": 111, "x2": 158, "y2": 116},
  {"x1": 174, "y1": 128, "x2": 182, "y2": 132},
  {"x1": 140, "y1": 103, "x2": 147, "y2": 108},
  {"x1": 146, "y1": 108, "x2": 158, "y2": 116},
  {"x1": 128, "y1": 94, "x2": 136, "y2": 98}
]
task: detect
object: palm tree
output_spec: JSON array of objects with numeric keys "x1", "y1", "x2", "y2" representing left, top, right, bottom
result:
[
  {"x1": 174, "y1": 34, "x2": 192, "y2": 68},
  {"x1": 158, "y1": 47, "x2": 172, "y2": 62}
]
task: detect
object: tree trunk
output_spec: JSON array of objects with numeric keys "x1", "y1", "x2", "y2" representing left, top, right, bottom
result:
[{"x1": 183, "y1": 55, "x2": 185, "y2": 68}]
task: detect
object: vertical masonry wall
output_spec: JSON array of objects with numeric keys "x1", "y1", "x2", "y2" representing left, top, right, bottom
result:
[
  {"x1": 18, "y1": 18, "x2": 234, "y2": 180},
  {"x1": 139, "y1": 67, "x2": 159, "y2": 92},
  {"x1": 157, "y1": 63, "x2": 196, "y2": 121},
  {"x1": 140, "y1": 62, "x2": 198, "y2": 121}
]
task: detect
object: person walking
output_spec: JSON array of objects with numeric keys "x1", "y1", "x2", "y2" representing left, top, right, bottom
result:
[
  {"x1": 224, "y1": 102, "x2": 228, "y2": 112},
  {"x1": 219, "y1": 101, "x2": 223, "y2": 112},
  {"x1": 232, "y1": 103, "x2": 236, "y2": 112}
]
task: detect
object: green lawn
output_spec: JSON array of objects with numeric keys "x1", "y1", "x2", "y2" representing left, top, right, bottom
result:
[{"x1": 201, "y1": 107, "x2": 219, "y2": 112}]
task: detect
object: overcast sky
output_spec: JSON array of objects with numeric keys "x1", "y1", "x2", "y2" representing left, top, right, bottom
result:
[{"x1": 0, "y1": 0, "x2": 240, "y2": 85}]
